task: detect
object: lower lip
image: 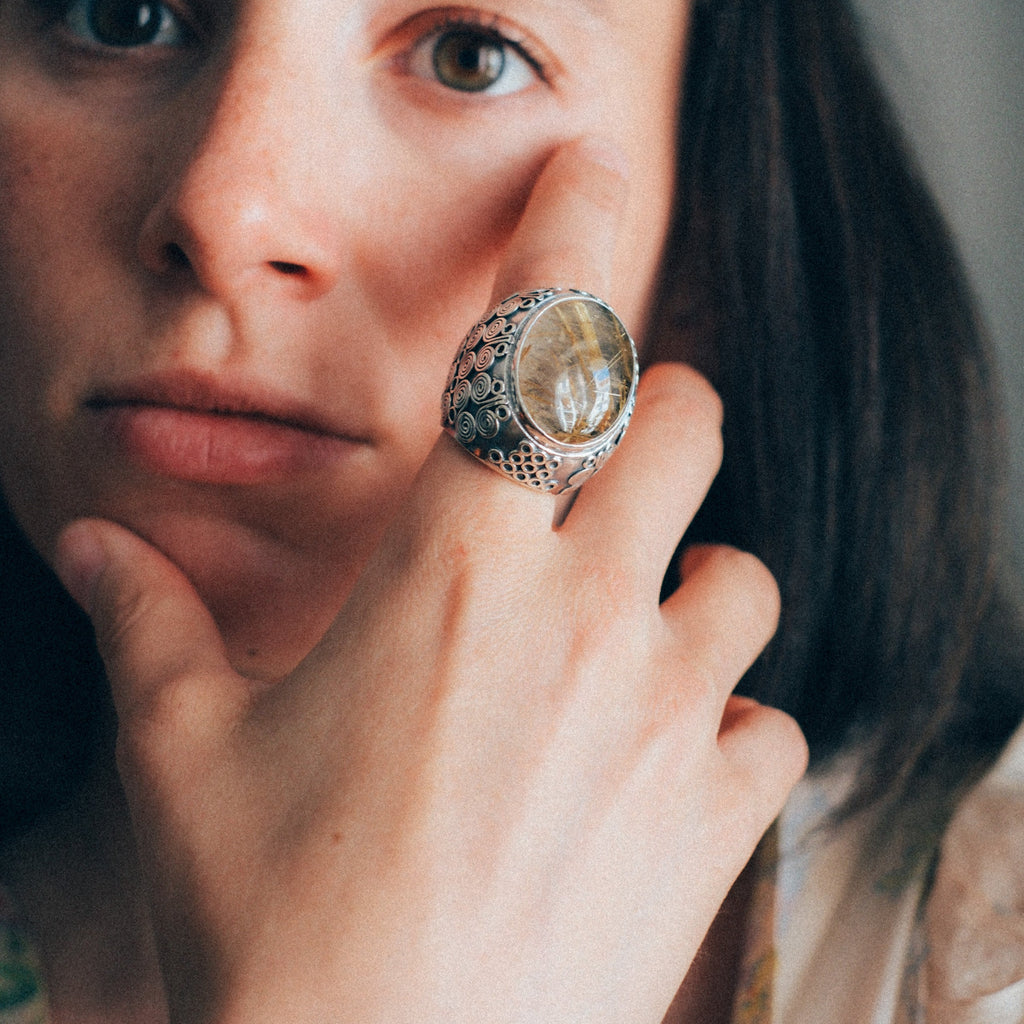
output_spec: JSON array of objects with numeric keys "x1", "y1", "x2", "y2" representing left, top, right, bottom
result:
[{"x1": 96, "y1": 405, "x2": 359, "y2": 485}]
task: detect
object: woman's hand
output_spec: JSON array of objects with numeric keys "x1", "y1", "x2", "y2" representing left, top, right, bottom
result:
[{"x1": 55, "y1": 140, "x2": 807, "y2": 1024}]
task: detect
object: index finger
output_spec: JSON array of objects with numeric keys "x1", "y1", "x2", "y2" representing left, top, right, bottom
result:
[
  {"x1": 489, "y1": 136, "x2": 630, "y2": 305},
  {"x1": 407, "y1": 136, "x2": 634, "y2": 535}
]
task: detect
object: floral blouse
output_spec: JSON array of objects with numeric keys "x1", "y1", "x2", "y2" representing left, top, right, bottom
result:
[
  {"x1": 0, "y1": 886, "x2": 45, "y2": 1024},
  {"x1": 4, "y1": 721, "x2": 1024, "y2": 1023}
]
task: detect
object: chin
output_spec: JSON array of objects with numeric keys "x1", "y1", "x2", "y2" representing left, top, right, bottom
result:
[
  {"x1": 102, "y1": 496, "x2": 384, "y2": 682},
  {"x1": 200, "y1": 567, "x2": 353, "y2": 682}
]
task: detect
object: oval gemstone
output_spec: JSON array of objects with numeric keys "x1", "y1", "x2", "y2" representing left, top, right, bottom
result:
[{"x1": 516, "y1": 297, "x2": 634, "y2": 445}]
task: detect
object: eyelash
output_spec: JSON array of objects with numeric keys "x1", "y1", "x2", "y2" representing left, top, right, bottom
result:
[
  {"x1": 407, "y1": 13, "x2": 551, "y2": 104},
  {"x1": 412, "y1": 10, "x2": 547, "y2": 85}
]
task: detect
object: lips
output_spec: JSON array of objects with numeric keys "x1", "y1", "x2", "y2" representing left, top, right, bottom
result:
[{"x1": 86, "y1": 374, "x2": 369, "y2": 486}]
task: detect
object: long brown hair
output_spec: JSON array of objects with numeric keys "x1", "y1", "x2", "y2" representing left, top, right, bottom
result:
[
  {"x1": 0, "y1": 505, "x2": 108, "y2": 835},
  {"x1": 648, "y1": 0, "x2": 1024, "y2": 808}
]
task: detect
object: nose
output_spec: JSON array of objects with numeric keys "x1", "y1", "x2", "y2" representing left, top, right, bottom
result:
[{"x1": 138, "y1": 18, "x2": 348, "y2": 302}]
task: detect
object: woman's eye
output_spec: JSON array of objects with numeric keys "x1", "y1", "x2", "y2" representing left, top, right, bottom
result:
[
  {"x1": 61, "y1": 0, "x2": 192, "y2": 49},
  {"x1": 407, "y1": 23, "x2": 541, "y2": 96}
]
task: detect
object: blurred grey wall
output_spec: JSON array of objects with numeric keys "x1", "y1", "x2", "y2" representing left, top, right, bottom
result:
[{"x1": 853, "y1": 0, "x2": 1024, "y2": 558}]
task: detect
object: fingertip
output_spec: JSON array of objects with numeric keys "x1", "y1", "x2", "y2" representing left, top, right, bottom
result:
[
  {"x1": 636, "y1": 362, "x2": 724, "y2": 431},
  {"x1": 490, "y1": 137, "x2": 631, "y2": 303},
  {"x1": 719, "y1": 696, "x2": 810, "y2": 793},
  {"x1": 54, "y1": 519, "x2": 110, "y2": 617},
  {"x1": 59, "y1": 520, "x2": 243, "y2": 727}
]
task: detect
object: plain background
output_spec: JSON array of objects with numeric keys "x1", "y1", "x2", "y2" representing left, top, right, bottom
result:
[{"x1": 854, "y1": 0, "x2": 1024, "y2": 563}]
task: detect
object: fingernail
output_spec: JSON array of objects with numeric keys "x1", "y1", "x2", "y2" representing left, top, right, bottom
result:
[{"x1": 54, "y1": 522, "x2": 107, "y2": 616}]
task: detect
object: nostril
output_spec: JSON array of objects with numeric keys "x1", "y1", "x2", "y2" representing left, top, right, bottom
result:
[
  {"x1": 164, "y1": 243, "x2": 192, "y2": 271},
  {"x1": 269, "y1": 260, "x2": 307, "y2": 276}
]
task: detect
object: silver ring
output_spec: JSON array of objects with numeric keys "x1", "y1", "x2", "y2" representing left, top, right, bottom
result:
[{"x1": 441, "y1": 288, "x2": 639, "y2": 493}]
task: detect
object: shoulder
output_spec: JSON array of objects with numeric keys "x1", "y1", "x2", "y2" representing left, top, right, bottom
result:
[
  {"x1": 923, "y1": 718, "x2": 1024, "y2": 1019},
  {"x1": 772, "y1": 722, "x2": 1024, "y2": 1023}
]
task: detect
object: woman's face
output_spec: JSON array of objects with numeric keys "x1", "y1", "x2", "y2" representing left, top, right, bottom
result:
[{"x1": 0, "y1": 0, "x2": 689, "y2": 677}]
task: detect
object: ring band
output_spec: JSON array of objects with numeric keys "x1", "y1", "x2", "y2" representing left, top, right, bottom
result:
[{"x1": 441, "y1": 288, "x2": 639, "y2": 493}]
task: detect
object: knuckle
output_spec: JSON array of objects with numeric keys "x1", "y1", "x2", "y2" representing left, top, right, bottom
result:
[
  {"x1": 641, "y1": 362, "x2": 724, "y2": 429},
  {"x1": 723, "y1": 700, "x2": 809, "y2": 803},
  {"x1": 725, "y1": 548, "x2": 781, "y2": 626},
  {"x1": 115, "y1": 670, "x2": 226, "y2": 781},
  {"x1": 647, "y1": 657, "x2": 721, "y2": 743},
  {"x1": 698, "y1": 545, "x2": 781, "y2": 637},
  {"x1": 639, "y1": 364, "x2": 725, "y2": 465}
]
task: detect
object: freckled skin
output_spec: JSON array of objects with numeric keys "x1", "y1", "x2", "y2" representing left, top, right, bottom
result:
[{"x1": 0, "y1": 0, "x2": 687, "y2": 677}]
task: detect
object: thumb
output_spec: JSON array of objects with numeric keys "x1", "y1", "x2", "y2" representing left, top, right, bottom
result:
[{"x1": 54, "y1": 519, "x2": 242, "y2": 732}]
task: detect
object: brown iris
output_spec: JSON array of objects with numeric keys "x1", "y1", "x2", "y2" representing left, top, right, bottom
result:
[{"x1": 431, "y1": 28, "x2": 506, "y2": 93}]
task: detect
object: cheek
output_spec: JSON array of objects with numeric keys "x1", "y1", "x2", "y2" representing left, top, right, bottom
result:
[
  {"x1": 0, "y1": 103, "x2": 138, "y2": 401},
  {"x1": 0, "y1": 97, "x2": 136, "y2": 540},
  {"x1": 0, "y1": 115, "x2": 76, "y2": 445},
  {"x1": 344, "y1": 144, "x2": 550, "y2": 420},
  {"x1": 373, "y1": 123, "x2": 548, "y2": 286}
]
